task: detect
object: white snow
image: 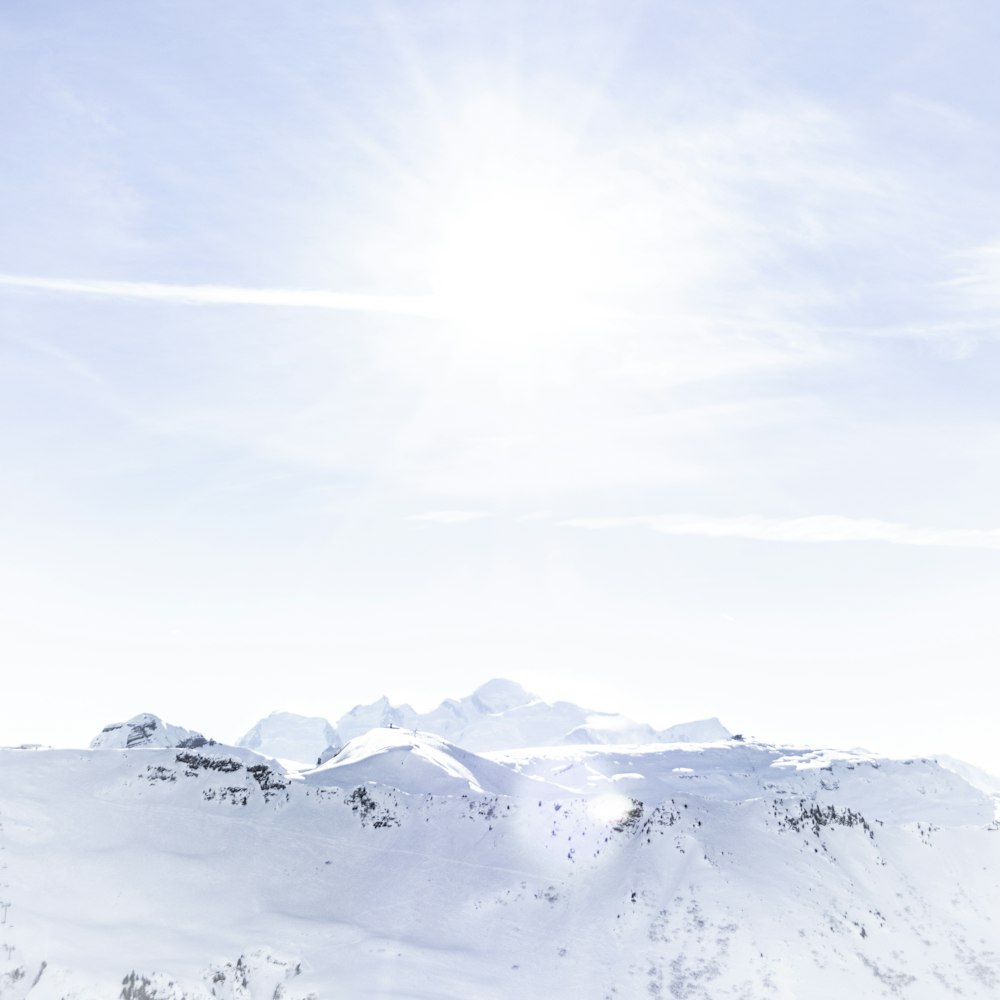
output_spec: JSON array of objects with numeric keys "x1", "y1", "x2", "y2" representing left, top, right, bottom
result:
[
  {"x1": 237, "y1": 710, "x2": 340, "y2": 767},
  {"x1": 306, "y1": 728, "x2": 553, "y2": 798},
  {"x1": 236, "y1": 679, "x2": 733, "y2": 759},
  {"x1": 89, "y1": 713, "x2": 209, "y2": 750},
  {"x1": 1, "y1": 723, "x2": 999, "y2": 998}
]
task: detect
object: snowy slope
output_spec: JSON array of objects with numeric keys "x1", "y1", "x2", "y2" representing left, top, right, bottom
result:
[
  {"x1": 935, "y1": 754, "x2": 1000, "y2": 799},
  {"x1": 1, "y1": 732, "x2": 999, "y2": 999},
  {"x1": 307, "y1": 728, "x2": 558, "y2": 798}
]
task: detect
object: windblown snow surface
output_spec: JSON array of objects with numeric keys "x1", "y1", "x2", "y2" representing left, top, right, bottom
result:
[{"x1": 1, "y1": 728, "x2": 999, "y2": 999}]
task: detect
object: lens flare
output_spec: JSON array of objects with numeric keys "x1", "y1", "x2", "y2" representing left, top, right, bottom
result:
[{"x1": 586, "y1": 792, "x2": 635, "y2": 825}]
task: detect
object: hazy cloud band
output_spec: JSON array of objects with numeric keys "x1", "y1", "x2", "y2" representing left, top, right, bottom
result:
[
  {"x1": 562, "y1": 514, "x2": 1000, "y2": 550},
  {"x1": 405, "y1": 511, "x2": 493, "y2": 524}
]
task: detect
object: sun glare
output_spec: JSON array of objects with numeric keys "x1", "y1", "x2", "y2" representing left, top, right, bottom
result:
[
  {"x1": 428, "y1": 170, "x2": 602, "y2": 342},
  {"x1": 421, "y1": 105, "x2": 625, "y2": 349},
  {"x1": 586, "y1": 792, "x2": 636, "y2": 825}
]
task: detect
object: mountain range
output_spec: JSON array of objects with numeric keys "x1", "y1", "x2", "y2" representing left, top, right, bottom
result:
[
  {"x1": 1, "y1": 682, "x2": 997, "y2": 998},
  {"x1": 237, "y1": 677, "x2": 732, "y2": 763}
]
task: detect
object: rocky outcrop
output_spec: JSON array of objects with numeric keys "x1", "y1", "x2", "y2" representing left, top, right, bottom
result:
[{"x1": 90, "y1": 713, "x2": 210, "y2": 750}]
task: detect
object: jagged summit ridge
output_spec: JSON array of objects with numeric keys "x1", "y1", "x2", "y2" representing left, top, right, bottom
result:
[
  {"x1": 236, "y1": 678, "x2": 732, "y2": 763},
  {"x1": 335, "y1": 694, "x2": 418, "y2": 743}
]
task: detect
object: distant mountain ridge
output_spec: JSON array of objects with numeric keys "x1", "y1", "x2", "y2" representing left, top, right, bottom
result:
[
  {"x1": 238, "y1": 711, "x2": 338, "y2": 765},
  {"x1": 235, "y1": 677, "x2": 731, "y2": 764}
]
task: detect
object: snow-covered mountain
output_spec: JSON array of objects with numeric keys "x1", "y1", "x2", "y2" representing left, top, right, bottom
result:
[
  {"x1": 89, "y1": 712, "x2": 210, "y2": 750},
  {"x1": 335, "y1": 693, "x2": 419, "y2": 743},
  {"x1": 1, "y1": 723, "x2": 998, "y2": 998},
  {"x1": 236, "y1": 678, "x2": 731, "y2": 763},
  {"x1": 237, "y1": 711, "x2": 340, "y2": 766},
  {"x1": 309, "y1": 727, "x2": 548, "y2": 798}
]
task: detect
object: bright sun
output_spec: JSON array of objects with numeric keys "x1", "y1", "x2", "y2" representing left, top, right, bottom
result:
[
  {"x1": 429, "y1": 170, "x2": 599, "y2": 337},
  {"x1": 421, "y1": 105, "x2": 626, "y2": 349}
]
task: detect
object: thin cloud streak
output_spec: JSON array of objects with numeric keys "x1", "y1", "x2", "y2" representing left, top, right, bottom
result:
[
  {"x1": 0, "y1": 273, "x2": 443, "y2": 319},
  {"x1": 561, "y1": 514, "x2": 1000, "y2": 551},
  {"x1": 3, "y1": 269, "x2": 984, "y2": 349},
  {"x1": 405, "y1": 510, "x2": 493, "y2": 524}
]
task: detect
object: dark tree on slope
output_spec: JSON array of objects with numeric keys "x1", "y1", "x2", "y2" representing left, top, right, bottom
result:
[{"x1": 120, "y1": 971, "x2": 159, "y2": 1000}]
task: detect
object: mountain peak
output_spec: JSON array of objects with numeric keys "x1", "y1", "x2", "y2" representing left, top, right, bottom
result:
[
  {"x1": 238, "y1": 712, "x2": 340, "y2": 765},
  {"x1": 90, "y1": 713, "x2": 210, "y2": 750},
  {"x1": 657, "y1": 716, "x2": 732, "y2": 742},
  {"x1": 469, "y1": 678, "x2": 535, "y2": 714},
  {"x1": 235, "y1": 679, "x2": 734, "y2": 760}
]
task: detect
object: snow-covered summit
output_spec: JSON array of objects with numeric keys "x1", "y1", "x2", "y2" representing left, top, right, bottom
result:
[
  {"x1": 235, "y1": 678, "x2": 732, "y2": 760},
  {"x1": 467, "y1": 677, "x2": 535, "y2": 714},
  {"x1": 338, "y1": 678, "x2": 732, "y2": 751},
  {"x1": 89, "y1": 712, "x2": 210, "y2": 750},
  {"x1": 334, "y1": 694, "x2": 420, "y2": 743},
  {"x1": 307, "y1": 727, "x2": 551, "y2": 797},
  {"x1": 658, "y1": 716, "x2": 731, "y2": 742}
]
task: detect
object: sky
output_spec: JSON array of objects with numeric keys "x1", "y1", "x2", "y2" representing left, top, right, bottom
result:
[{"x1": 2, "y1": 1, "x2": 1000, "y2": 773}]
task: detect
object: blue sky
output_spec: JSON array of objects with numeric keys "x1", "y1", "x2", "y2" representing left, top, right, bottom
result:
[{"x1": 2, "y1": 2, "x2": 1000, "y2": 770}]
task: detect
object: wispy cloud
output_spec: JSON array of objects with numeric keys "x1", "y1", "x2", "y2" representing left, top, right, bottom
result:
[
  {"x1": 0, "y1": 273, "x2": 441, "y2": 319},
  {"x1": 561, "y1": 514, "x2": 1000, "y2": 551},
  {"x1": 405, "y1": 510, "x2": 493, "y2": 524},
  {"x1": 941, "y1": 242, "x2": 1000, "y2": 313}
]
